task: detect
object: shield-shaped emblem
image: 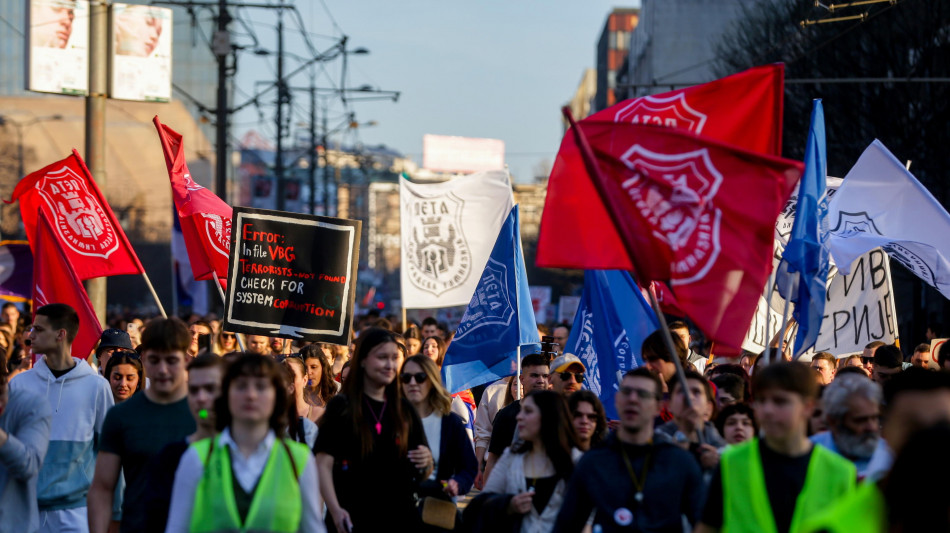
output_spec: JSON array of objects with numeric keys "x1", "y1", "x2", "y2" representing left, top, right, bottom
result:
[
  {"x1": 454, "y1": 258, "x2": 514, "y2": 342},
  {"x1": 612, "y1": 92, "x2": 708, "y2": 133},
  {"x1": 619, "y1": 145, "x2": 724, "y2": 284},
  {"x1": 200, "y1": 213, "x2": 231, "y2": 258},
  {"x1": 35, "y1": 166, "x2": 119, "y2": 259},
  {"x1": 405, "y1": 192, "x2": 470, "y2": 297}
]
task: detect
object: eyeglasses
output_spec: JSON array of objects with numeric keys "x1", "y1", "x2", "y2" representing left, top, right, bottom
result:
[
  {"x1": 619, "y1": 386, "x2": 657, "y2": 400},
  {"x1": 400, "y1": 372, "x2": 428, "y2": 384},
  {"x1": 559, "y1": 371, "x2": 585, "y2": 383}
]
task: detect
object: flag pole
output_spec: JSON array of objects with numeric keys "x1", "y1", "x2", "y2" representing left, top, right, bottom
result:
[
  {"x1": 212, "y1": 272, "x2": 245, "y2": 351},
  {"x1": 141, "y1": 272, "x2": 167, "y2": 318},
  {"x1": 561, "y1": 106, "x2": 696, "y2": 415},
  {"x1": 763, "y1": 269, "x2": 775, "y2": 353},
  {"x1": 775, "y1": 291, "x2": 791, "y2": 364},
  {"x1": 516, "y1": 344, "x2": 522, "y2": 401}
]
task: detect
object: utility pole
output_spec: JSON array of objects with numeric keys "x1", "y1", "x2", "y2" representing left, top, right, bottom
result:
[
  {"x1": 322, "y1": 105, "x2": 330, "y2": 217},
  {"x1": 213, "y1": 0, "x2": 231, "y2": 202},
  {"x1": 84, "y1": 0, "x2": 108, "y2": 325},
  {"x1": 274, "y1": 1, "x2": 288, "y2": 211},
  {"x1": 309, "y1": 82, "x2": 317, "y2": 214}
]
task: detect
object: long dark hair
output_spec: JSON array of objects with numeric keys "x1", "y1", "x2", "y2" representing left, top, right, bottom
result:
[
  {"x1": 341, "y1": 327, "x2": 411, "y2": 458},
  {"x1": 214, "y1": 353, "x2": 288, "y2": 437},
  {"x1": 512, "y1": 390, "x2": 578, "y2": 481},
  {"x1": 422, "y1": 335, "x2": 446, "y2": 367},
  {"x1": 300, "y1": 344, "x2": 336, "y2": 406},
  {"x1": 280, "y1": 358, "x2": 304, "y2": 443}
]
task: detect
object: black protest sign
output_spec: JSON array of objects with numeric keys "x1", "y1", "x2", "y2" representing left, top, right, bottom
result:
[{"x1": 223, "y1": 207, "x2": 361, "y2": 345}]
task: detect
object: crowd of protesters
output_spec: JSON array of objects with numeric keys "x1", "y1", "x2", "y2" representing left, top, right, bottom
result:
[{"x1": 0, "y1": 300, "x2": 947, "y2": 532}]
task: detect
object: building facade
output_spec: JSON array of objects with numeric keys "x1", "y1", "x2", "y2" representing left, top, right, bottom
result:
[{"x1": 594, "y1": 8, "x2": 640, "y2": 112}]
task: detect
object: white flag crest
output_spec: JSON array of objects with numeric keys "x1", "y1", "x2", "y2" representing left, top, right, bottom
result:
[{"x1": 400, "y1": 170, "x2": 514, "y2": 309}]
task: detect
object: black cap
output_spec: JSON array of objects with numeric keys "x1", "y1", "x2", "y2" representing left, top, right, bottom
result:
[
  {"x1": 874, "y1": 344, "x2": 904, "y2": 370},
  {"x1": 97, "y1": 328, "x2": 134, "y2": 354}
]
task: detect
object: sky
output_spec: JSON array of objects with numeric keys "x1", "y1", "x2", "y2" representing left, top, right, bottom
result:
[{"x1": 232, "y1": 1, "x2": 640, "y2": 182}]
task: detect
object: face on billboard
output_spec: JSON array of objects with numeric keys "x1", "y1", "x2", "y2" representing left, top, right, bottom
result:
[
  {"x1": 31, "y1": 0, "x2": 76, "y2": 49},
  {"x1": 114, "y1": 5, "x2": 165, "y2": 57}
]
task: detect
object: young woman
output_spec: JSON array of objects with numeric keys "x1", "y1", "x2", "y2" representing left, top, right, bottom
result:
[
  {"x1": 479, "y1": 390, "x2": 581, "y2": 532},
  {"x1": 213, "y1": 331, "x2": 239, "y2": 355},
  {"x1": 401, "y1": 355, "x2": 478, "y2": 501},
  {"x1": 104, "y1": 350, "x2": 144, "y2": 403},
  {"x1": 567, "y1": 390, "x2": 607, "y2": 451},
  {"x1": 714, "y1": 403, "x2": 757, "y2": 446},
  {"x1": 315, "y1": 327, "x2": 433, "y2": 533},
  {"x1": 403, "y1": 325, "x2": 423, "y2": 356},
  {"x1": 164, "y1": 354, "x2": 321, "y2": 532},
  {"x1": 300, "y1": 344, "x2": 340, "y2": 420},
  {"x1": 281, "y1": 357, "x2": 319, "y2": 448},
  {"x1": 422, "y1": 336, "x2": 446, "y2": 367}
]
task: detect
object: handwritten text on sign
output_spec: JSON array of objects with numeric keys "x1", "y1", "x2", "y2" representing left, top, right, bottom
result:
[{"x1": 224, "y1": 208, "x2": 361, "y2": 345}]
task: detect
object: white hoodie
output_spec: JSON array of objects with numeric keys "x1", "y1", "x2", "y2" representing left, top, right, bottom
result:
[{"x1": 9, "y1": 357, "x2": 113, "y2": 511}]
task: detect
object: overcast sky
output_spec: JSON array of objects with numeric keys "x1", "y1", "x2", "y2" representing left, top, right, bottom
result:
[{"x1": 232, "y1": 1, "x2": 640, "y2": 182}]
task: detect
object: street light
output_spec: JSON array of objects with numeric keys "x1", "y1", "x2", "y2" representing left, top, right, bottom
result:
[{"x1": 0, "y1": 114, "x2": 64, "y2": 181}]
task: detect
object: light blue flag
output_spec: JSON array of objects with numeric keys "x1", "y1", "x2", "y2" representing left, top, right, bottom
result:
[
  {"x1": 565, "y1": 270, "x2": 659, "y2": 419},
  {"x1": 776, "y1": 100, "x2": 830, "y2": 357},
  {"x1": 442, "y1": 206, "x2": 540, "y2": 394}
]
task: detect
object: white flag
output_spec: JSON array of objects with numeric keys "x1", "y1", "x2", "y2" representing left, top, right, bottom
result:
[
  {"x1": 400, "y1": 171, "x2": 514, "y2": 308},
  {"x1": 828, "y1": 140, "x2": 950, "y2": 299}
]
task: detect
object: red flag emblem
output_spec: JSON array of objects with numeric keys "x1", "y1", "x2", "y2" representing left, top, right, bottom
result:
[
  {"x1": 153, "y1": 116, "x2": 232, "y2": 286},
  {"x1": 32, "y1": 214, "x2": 102, "y2": 359},
  {"x1": 538, "y1": 64, "x2": 785, "y2": 272},
  {"x1": 10, "y1": 151, "x2": 144, "y2": 280}
]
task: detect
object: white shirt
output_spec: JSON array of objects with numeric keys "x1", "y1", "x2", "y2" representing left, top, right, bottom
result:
[
  {"x1": 421, "y1": 412, "x2": 442, "y2": 481},
  {"x1": 164, "y1": 428, "x2": 326, "y2": 533}
]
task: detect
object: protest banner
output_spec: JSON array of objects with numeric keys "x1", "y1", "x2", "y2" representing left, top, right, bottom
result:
[
  {"x1": 223, "y1": 207, "x2": 361, "y2": 345},
  {"x1": 744, "y1": 248, "x2": 898, "y2": 357},
  {"x1": 557, "y1": 296, "x2": 581, "y2": 325},
  {"x1": 530, "y1": 286, "x2": 552, "y2": 324}
]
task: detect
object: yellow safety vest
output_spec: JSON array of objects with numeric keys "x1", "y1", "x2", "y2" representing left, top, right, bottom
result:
[
  {"x1": 800, "y1": 481, "x2": 886, "y2": 533},
  {"x1": 189, "y1": 435, "x2": 311, "y2": 533},
  {"x1": 721, "y1": 439, "x2": 856, "y2": 533}
]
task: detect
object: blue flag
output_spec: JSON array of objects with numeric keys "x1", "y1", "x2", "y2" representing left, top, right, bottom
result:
[
  {"x1": 442, "y1": 206, "x2": 540, "y2": 394},
  {"x1": 565, "y1": 270, "x2": 659, "y2": 419},
  {"x1": 776, "y1": 100, "x2": 830, "y2": 357}
]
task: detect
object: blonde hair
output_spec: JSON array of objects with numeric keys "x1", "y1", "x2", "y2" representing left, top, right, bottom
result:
[{"x1": 403, "y1": 355, "x2": 452, "y2": 416}]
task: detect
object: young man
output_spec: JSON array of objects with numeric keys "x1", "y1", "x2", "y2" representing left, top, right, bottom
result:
[
  {"x1": 143, "y1": 353, "x2": 225, "y2": 533},
  {"x1": 642, "y1": 330, "x2": 689, "y2": 391},
  {"x1": 0, "y1": 350, "x2": 52, "y2": 533},
  {"x1": 10, "y1": 303, "x2": 114, "y2": 533},
  {"x1": 482, "y1": 352, "x2": 551, "y2": 484},
  {"x1": 696, "y1": 362, "x2": 856, "y2": 533},
  {"x1": 809, "y1": 352, "x2": 837, "y2": 385},
  {"x1": 549, "y1": 353, "x2": 586, "y2": 397},
  {"x1": 87, "y1": 318, "x2": 197, "y2": 533},
  {"x1": 909, "y1": 343, "x2": 934, "y2": 369},
  {"x1": 654, "y1": 371, "x2": 725, "y2": 470},
  {"x1": 553, "y1": 368, "x2": 704, "y2": 532},
  {"x1": 670, "y1": 320, "x2": 706, "y2": 374},
  {"x1": 93, "y1": 329, "x2": 134, "y2": 376}
]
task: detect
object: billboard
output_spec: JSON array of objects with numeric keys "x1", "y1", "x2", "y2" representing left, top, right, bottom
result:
[
  {"x1": 109, "y1": 4, "x2": 172, "y2": 102},
  {"x1": 26, "y1": 0, "x2": 90, "y2": 95},
  {"x1": 422, "y1": 134, "x2": 505, "y2": 174}
]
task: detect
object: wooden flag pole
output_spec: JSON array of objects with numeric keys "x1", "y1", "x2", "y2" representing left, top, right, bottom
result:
[
  {"x1": 212, "y1": 272, "x2": 245, "y2": 351},
  {"x1": 775, "y1": 291, "x2": 792, "y2": 363},
  {"x1": 141, "y1": 272, "x2": 167, "y2": 318},
  {"x1": 561, "y1": 106, "x2": 698, "y2": 418}
]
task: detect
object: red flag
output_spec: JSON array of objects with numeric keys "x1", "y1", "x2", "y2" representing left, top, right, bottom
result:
[
  {"x1": 153, "y1": 116, "x2": 231, "y2": 287},
  {"x1": 32, "y1": 214, "x2": 103, "y2": 359},
  {"x1": 550, "y1": 119, "x2": 802, "y2": 350},
  {"x1": 649, "y1": 281, "x2": 686, "y2": 318},
  {"x1": 9, "y1": 151, "x2": 144, "y2": 280},
  {"x1": 538, "y1": 64, "x2": 785, "y2": 271}
]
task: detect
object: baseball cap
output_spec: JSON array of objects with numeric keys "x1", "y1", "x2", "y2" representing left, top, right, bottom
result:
[
  {"x1": 97, "y1": 329, "x2": 134, "y2": 354},
  {"x1": 550, "y1": 353, "x2": 585, "y2": 374}
]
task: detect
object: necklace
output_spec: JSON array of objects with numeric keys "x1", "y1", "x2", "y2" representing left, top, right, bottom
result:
[
  {"x1": 620, "y1": 444, "x2": 652, "y2": 505},
  {"x1": 364, "y1": 396, "x2": 387, "y2": 435}
]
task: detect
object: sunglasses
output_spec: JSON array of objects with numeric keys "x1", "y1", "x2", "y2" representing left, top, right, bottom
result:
[
  {"x1": 220, "y1": 333, "x2": 236, "y2": 339},
  {"x1": 861, "y1": 357, "x2": 874, "y2": 365},
  {"x1": 559, "y1": 371, "x2": 585, "y2": 383},
  {"x1": 400, "y1": 372, "x2": 428, "y2": 384}
]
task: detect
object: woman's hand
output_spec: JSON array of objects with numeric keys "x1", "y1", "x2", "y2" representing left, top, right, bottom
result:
[
  {"x1": 697, "y1": 444, "x2": 720, "y2": 470},
  {"x1": 507, "y1": 491, "x2": 534, "y2": 515},
  {"x1": 331, "y1": 507, "x2": 353, "y2": 533},
  {"x1": 442, "y1": 478, "x2": 459, "y2": 498},
  {"x1": 408, "y1": 445, "x2": 433, "y2": 471}
]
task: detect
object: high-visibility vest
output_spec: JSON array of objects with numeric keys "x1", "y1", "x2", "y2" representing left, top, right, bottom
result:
[
  {"x1": 800, "y1": 481, "x2": 886, "y2": 533},
  {"x1": 721, "y1": 439, "x2": 856, "y2": 533},
  {"x1": 189, "y1": 435, "x2": 312, "y2": 533}
]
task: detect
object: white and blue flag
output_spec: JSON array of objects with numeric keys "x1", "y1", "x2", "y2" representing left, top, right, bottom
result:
[{"x1": 441, "y1": 206, "x2": 540, "y2": 394}]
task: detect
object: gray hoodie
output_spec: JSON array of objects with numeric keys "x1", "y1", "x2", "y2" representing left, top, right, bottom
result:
[{"x1": 0, "y1": 386, "x2": 52, "y2": 532}]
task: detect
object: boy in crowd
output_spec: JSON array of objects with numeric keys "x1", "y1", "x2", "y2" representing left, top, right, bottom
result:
[{"x1": 696, "y1": 362, "x2": 856, "y2": 533}]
